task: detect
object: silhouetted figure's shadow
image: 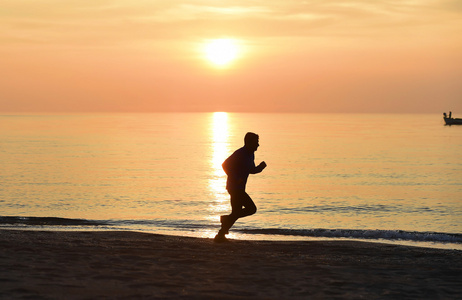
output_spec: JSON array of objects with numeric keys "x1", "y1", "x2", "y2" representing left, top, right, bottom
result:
[{"x1": 214, "y1": 132, "x2": 267, "y2": 242}]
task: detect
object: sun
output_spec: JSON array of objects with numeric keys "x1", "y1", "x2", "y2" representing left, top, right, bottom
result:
[{"x1": 203, "y1": 39, "x2": 239, "y2": 68}]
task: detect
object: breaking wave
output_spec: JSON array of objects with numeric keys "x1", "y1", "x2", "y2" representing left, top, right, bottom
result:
[{"x1": 0, "y1": 216, "x2": 106, "y2": 226}]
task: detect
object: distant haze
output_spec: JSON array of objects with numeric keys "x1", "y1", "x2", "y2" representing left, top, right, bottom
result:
[{"x1": 1, "y1": 1, "x2": 461, "y2": 113}]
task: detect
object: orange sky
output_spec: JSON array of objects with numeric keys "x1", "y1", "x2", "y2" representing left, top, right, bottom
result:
[{"x1": 1, "y1": 0, "x2": 461, "y2": 113}]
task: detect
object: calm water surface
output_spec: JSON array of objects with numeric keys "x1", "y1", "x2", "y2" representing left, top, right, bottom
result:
[{"x1": 1, "y1": 113, "x2": 461, "y2": 249}]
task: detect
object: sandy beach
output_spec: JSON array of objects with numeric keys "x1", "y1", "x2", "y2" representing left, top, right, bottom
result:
[{"x1": 0, "y1": 230, "x2": 461, "y2": 299}]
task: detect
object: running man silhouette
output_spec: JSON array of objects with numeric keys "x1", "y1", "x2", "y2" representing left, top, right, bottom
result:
[{"x1": 214, "y1": 132, "x2": 267, "y2": 242}]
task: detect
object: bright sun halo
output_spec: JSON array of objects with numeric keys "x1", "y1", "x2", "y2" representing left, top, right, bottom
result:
[{"x1": 204, "y1": 39, "x2": 239, "y2": 67}]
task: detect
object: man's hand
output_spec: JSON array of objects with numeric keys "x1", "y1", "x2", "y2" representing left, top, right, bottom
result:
[{"x1": 259, "y1": 161, "x2": 267, "y2": 170}]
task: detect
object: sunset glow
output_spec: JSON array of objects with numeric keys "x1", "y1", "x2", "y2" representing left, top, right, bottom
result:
[{"x1": 1, "y1": 1, "x2": 461, "y2": 113}]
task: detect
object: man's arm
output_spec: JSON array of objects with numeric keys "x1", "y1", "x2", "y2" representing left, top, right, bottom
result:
[
  {"x1": 222, "y1": 150, "x2": 240, "y2": 176},
  {"x1": 222, "y1": 155, "x2": 234, "y2": 175},
  {"x1": 250, "y1": 161, "x2": 267, "y2": 174}
]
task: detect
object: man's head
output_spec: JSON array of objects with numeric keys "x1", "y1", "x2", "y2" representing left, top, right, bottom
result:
[{"x1": 244, "y1": 132, "x2": 259, "y2": 152}]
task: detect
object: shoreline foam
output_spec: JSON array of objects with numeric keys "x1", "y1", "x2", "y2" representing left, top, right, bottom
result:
[{"x1": 2, "y1": 216, "x2": 461, "y2": 250}]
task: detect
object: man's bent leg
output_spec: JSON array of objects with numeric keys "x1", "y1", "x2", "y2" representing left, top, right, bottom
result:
[
  {"x1": 235, "y1": 191, "x2": 257, "y2": 218},
  {"x1": 221, "y1": 191, "x2": 257, "y2": 233}
]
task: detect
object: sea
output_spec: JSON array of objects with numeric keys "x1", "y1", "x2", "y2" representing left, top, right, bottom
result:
[{"x1": 1, "y1": 113, "x2": 461, "y2": 250}]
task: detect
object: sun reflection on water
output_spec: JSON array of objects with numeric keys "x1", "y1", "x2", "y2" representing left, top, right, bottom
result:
[
  {"x1": 206, "y1": 112, "x2": 231, "y2": 224},
  {"x1": 211, "y1": 112, "x2": 229, "y2": 174}
]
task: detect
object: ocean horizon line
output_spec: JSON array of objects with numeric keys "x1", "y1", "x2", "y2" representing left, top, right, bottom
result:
[{"x1": 0, "y1": 111, "x2": 451, "y2": 115}]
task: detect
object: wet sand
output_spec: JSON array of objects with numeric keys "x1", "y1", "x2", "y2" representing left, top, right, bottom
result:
[{"x1": 0, "y1": 229, "x2": 461, "y2": 299}]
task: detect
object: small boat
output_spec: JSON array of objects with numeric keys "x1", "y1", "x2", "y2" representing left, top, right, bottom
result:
[{"x1": 443, "y1": 112, "x2": 462, "y2": 125}]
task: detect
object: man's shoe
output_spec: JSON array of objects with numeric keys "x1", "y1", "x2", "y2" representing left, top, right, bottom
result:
[{"x1": 214, "y1": 232, "x2": 228, "y2": 243}]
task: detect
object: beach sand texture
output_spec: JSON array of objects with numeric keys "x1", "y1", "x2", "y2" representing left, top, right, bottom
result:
[{"x1": 1, "y1": 230, "x2": 461, "y2": 299}]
